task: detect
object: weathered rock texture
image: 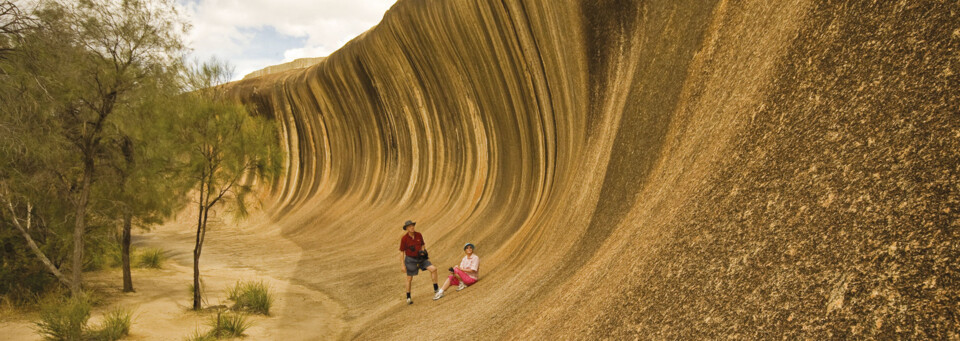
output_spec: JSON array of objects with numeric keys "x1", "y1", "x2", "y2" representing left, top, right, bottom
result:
[
  {"x1": 242, "y1": 57, "x2": 326, "y2": 79},
  {"x1": 225, "y1": 0, "x2": 959, "y2": 339}
]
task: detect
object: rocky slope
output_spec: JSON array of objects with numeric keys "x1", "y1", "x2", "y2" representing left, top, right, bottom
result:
[{"x1": 224, "y1": 0, "x2": 959, "y2": 338}]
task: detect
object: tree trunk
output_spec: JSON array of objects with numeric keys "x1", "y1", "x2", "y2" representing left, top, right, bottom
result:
[
  {"x1": 71, "y1": 158, "x2": 94, "y2": 297},
  {"x1": 193, "y1": 246, "x2": 201, "y2": 310},
  {"x1": 121, "y1": 212, "x2": 133, "y2": 292},
  {"x1": 192, "y1": 177, "x2": 206, "y2": 310},
  {"x1": 193, "y1": 203, "x2": 213, "y2": 311}
]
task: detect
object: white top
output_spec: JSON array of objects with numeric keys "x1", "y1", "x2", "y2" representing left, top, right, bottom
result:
[{"x1": 459, "y1": 254, "x2": 480, "y2": 279}]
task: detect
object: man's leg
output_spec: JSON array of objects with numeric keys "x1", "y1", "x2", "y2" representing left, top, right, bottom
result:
[
  {"x1": 427, "y1": 265, "x2": 438, "y2": 292},
  {"x1": 405, "y1": 275, "x2": 413, "y2": 301}
]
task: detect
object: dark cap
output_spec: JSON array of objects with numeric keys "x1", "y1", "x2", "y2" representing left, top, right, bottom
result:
[
  {"x1": 464, "y1": 243, "x2": 475, "y2": 250},
  {"x1": 403, "y1": 220, "x2": 416, "y2": 230}
]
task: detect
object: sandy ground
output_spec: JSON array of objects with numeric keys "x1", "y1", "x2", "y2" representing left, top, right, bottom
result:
[{"x1": 0, "y1": 216, "x2": 346, "y2": 340}]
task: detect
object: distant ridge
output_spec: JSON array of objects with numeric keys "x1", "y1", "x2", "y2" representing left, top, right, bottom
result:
[{"x1": 242, "y1": 57, "x2": 325, "y2": 79}]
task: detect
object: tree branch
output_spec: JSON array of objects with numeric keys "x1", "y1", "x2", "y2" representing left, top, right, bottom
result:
[{"x1": 2, "y1": 192, "x2": 71, "y2": 288}]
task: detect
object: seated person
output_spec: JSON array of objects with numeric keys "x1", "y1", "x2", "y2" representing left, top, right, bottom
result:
[{"x1": 434, "y1": 243, "x2": 479, "y2": 300}]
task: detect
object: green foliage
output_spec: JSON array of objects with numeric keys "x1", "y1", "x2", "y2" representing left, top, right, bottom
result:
[
  {"x1": 2, "y1": 0, "x2": 281, "y2": 305},
  {"x1": 180, "y1": 59, "x2": 284, "y2": 310},
  {"x1": 0, "y1": 0, "x2": 196, "y2": 297},
  {"x1": 183, "y1": 309, "x2": 253, "y2": 340},
  {"x1": 207, "y1": 310, "x2": 252, "y2": 339},
  {"x1": 35, "y1": 294, "x2": 91, "y2": 341},
  {"x1": 136, "y1": 248, "x2": 164, "y2": 269},
  {"x1": 82, "y1": 233, "x2": 121, "y2": 271},
  {"x1": 0, "y1": 226, "x2": 60, "y2": 305},
  {"x1": 105, "y1": 244, "x2": 124, "y2": 269},
  {"x1": 34, "y1": 294, "x2": 132, "y2": 341},
  {"x1": 183, "y1": 329, "x2": 216, "y2": 341},
  {"x1": 227, "y1": 280, "x2": 273, "y2": 315},
  {"x1": 89, "y1": 307, "x2": 132, "y2": 341}
]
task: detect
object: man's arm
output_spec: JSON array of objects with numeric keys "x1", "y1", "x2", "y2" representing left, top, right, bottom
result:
[{"x1": 401, "y1": 251, "x2": 407, "y2": 272}]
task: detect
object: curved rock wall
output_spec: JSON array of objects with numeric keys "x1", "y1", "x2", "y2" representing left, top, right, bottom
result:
[{"x1": 225, "y1": 0, "x2": 959, "y2": 338}]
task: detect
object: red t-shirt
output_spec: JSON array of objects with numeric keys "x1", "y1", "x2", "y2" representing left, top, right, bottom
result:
[{"x1": 399, "y1": 232, "x2": 425, "y2": 258}]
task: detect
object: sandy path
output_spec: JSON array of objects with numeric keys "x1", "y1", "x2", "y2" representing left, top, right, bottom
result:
[{"x1": 0, "y1": 217, "x2": 347, "y2": 340}]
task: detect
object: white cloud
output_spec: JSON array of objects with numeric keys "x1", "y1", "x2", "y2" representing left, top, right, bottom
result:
[{"x1": 179, "y1": 0, "x2": 397, "y2": 79}]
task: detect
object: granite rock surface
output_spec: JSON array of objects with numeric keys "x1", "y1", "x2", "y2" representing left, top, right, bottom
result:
[{"x1": 224, "y1": 0, "x2": 959, "y2": 338}]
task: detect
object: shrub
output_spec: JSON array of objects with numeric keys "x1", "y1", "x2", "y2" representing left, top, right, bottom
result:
[
  {"x1": 84, "y1": 236, "x2": 120, "y2": 271},
  {"x1": 105, "y1": 245, "x2": 124, "y2": 269},
  {"x1": 90, "y1": 307, "x2": 132, "y2": 341},
  {"x1": 207, "y1": 310, "x2": 251, "y2": 338},
  {"x1": 35, "y1": 294, "x2": 91, "y2": 341},
  {"x1": 226, "y1": 280, "x2": 272, "y2": 315},
  {"x1": 136, "y1": 248, "x2": 164, "y2": 269},
  {"x1": 1, "y1": 284, "x2": 46, "y2": 310}
]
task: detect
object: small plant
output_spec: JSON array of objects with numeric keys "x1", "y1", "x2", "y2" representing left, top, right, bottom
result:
[
  {"x1": 226, "y1": 280, "x2": 272, "y2": 315},
  {"x1": 35, "y1": 294, "x2": 91, "y2": 341},
  {"x1": 183, "y1": 328, "x2": 216, "y2": 341},
  {"x1": 207, "y1": 310, "x2": 251, "y2": 338},
  {"x1": 136, "y1": 248, "x2": 164, "y2": 269},
  {"x1": 91, "y1": 307, "x2": 132, "y2": 341}
]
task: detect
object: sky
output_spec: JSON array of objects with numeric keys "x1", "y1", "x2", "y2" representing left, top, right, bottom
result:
[{"x1": 179, "y1": 0, "x2": 398, "y2": 80}]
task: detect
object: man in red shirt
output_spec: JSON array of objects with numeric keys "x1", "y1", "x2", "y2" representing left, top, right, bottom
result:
[{"x1": 399, "y1": 220, "x2": 438, "y2": 304}]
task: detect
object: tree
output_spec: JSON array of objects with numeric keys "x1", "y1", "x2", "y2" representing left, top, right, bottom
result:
[
  {"x1": 105, "y1": 76, "x2": 193, "y2": 292},
  {"x1": 1, "y1": 0, "x2": 79, "y2": 292},
  {"x1": 0, "y1": 0, "x2": 187, "y2": 297},
  {"x1": 179, "y1": 60, "x2": 283, "y2": 310},
  {"x1": 0, "y1": 1, "x2": 31, "y2": 58}
]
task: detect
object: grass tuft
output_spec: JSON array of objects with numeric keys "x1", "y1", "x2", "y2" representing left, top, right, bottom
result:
[
  {"x1": 136, "y1": 248, "x2": 164, "y2": 269},
  {"x1": 183, "y1": 328, "x2": 216, "y2": 341},
  {"x1": 90, "y1": 307, "x2": 132, "y2": 341},
  {"x1": 35, "y1": 294, "x2": 91, "y2": 341},
  {"x1": 207, "y1": 310, "x2": 251, "y2": 338},
  {"x1": 226, "y1": 280, "x2": 272, "y2": 315}
]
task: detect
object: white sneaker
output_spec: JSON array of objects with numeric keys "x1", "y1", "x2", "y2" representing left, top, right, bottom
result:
[
  {"x1": 456, "y1": 283, "x2": 466, "y2": 291},
  {"x1": 406, "y1": 298, "x2": 413, "y2": 305},
  {"x1": 433, "y1": 291, "x2": 444, "y2": 300}
]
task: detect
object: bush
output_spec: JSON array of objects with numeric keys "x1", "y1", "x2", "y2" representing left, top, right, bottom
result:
[
  {"x1": 35, "y1": 294, "x2": 91, "y2": 341},
  {"x1": 207, "y1": 310, "x2": 251, "y2": 338},
  {"x1": 1, "y1": 229, "x2": 63, "y2": 303},
  {"x1": 1, "y1": 284, "x2": 47, "y2": 310},
  {"x1": 136, "y1": 248, "x2": 164, "y2": 269},
  {"x1": 90, "y1": 307, "x2": 132, "y2": 341},
  {"x1": 226, "y1": 280, "x2": 272, "y2": 315},
  {"x1": 105, "y1": 244, "x2": 124, "y2": 269},
  {"x1": 83, "y1": 236, "x2": 120, "y2": 271}
]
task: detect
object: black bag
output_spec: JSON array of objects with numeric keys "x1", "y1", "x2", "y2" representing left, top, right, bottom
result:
[{"x1": 417, "y1": 249, "x2": 429, "y2": 261}]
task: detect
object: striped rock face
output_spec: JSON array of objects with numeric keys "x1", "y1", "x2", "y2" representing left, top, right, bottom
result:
[{"x1": 223, "y1": 0, "x2": 959, "y2": 339}]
